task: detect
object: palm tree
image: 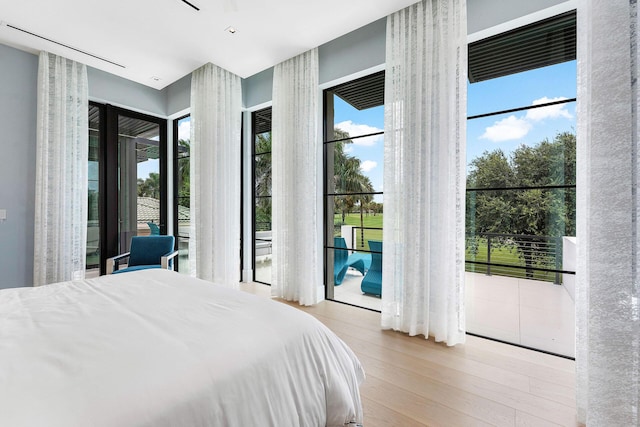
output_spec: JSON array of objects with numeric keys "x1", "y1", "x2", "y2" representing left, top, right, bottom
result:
[{"x1": 333, "y1": 128, "x2": 376, "y2": 248}]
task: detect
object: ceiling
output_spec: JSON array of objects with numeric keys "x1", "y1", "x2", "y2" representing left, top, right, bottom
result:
[{"x1": 0, "y1": 0, "x2": 419, "y2": 90}]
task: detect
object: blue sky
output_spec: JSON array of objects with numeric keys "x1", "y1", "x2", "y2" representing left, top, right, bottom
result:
[{"x1": 335, "y1": 60, "x2": 577, "y2": 202}]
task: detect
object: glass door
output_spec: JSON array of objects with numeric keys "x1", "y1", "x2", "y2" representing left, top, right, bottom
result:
[
  {"x1": 101, "y1": 106, "x2": 167, "y2": 272},
  {"x1": 117, "y1": 115, "x2": 161, "y2": 253}
]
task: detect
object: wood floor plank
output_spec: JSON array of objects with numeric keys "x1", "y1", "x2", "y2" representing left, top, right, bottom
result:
[
  {"x1": 362, "y1": 376, "x2": 495, "y2": 427},
  {"x1": 516, "y1": 410, "x2": 565, "y2": 427},
  {"x1": 307, "y1": 311, "x2": 533, "y2": 392},
  {"x1": 347, "y1": 333, "x2": 575, "y2": 426},
  {"x1": 358, "y1": 353, "x2": 516, "y2": 425},
  {"x1": 362, "y1": 396, "x2": 427, "y2": 427},
  {"x1": 266, "y1": 294, "x2": 578, "y2": 426}
]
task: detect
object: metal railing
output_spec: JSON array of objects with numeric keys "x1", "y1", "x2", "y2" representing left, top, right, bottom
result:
[
  {"x1": 350, "y1": 226, "x2": 383, "y2": 251},
  {"x1": 466, "y1": 232, "x2": 574, "y2": 284}
]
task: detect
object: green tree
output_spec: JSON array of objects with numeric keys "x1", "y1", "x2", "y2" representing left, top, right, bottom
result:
[
  {"x1": 332, "y1": 128, "x2": 375, "y2": 246},
  {"x1": 251, "y1": 128, "x2": 377, "y2": 240},
  {"x1": 137, "y1": 172, "x2": 160, "y2": 199},
  {"x1": 177, "y1": 138, "x2": 190, "y2": 208},
  {"x1": 467, "y1": 131, "x2": 576, "y2": 278},
  {"x1": 254, "y1": 132, "x2": 272, "y2": 230}
]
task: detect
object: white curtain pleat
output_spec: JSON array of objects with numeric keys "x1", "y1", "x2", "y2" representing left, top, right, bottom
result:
[
  {"x1": 576, "y1": 0, "x2": 640, "y2": 424},
  {"x1": 271, "y1": 48, "x2": 320, "y2": 305},
  {"x1": 33, "y1": 51, "x2": 88, "y2": 286},
  {"x1": 381, "y1": 0, "x2": 467, "y2": 345},
  {"x1": 190, "y1": 63, "x2": 242, "y2": 286}
]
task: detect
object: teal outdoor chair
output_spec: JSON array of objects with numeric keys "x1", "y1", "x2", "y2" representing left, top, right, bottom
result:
[
  {"x1": 333, "y1": 237, "x2": 371, "y2": 285},
  {"x1": 147, "y1": 222, "x2": 160, "y2": 235},
  {"x1": 361, "y1": 240, "x2": 382, "y2": 296},
  {"x1": 106, "y1": 235, "x2": 178, "y2": 274}
]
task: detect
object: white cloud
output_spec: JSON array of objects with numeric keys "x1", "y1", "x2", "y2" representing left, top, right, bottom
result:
[
  {"x1": 525, "y1": 96, "x2": 573, "y2": 121},
  {"x1": 178, "y1": 119, "x2": 191, "y2": 140},
  {"x1": 480, "y1": 115, "x2": 532, "y2": 142},
  {"x1": 360, "y1": 160, "x2": 377, "y2": 172},
  {"x1": 335, "y1": 120, "x2": 383, "y2": 146},
  {"x1": 478, "y1": 96, "x2": 574, "y2": 143}
]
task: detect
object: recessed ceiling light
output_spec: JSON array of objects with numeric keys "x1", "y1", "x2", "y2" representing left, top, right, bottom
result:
[{"x1": 224, "y1": 26, "x2": 237, "y2": 34}]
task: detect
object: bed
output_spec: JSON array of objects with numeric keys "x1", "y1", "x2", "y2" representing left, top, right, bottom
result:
[{"x1": 0, "y1": 269, "x2": 365, "y2": 426}]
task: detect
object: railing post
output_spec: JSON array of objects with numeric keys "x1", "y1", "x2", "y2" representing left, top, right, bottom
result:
[
  {"x1": 351, "y1": 227, "x2": 356, "y2": 252},
  {"x1": 554, "y1": 236, "x2": 561, "y2": 285},
  {"x1": 486, "y1": 234, "x2": 492, "y2": 276}
]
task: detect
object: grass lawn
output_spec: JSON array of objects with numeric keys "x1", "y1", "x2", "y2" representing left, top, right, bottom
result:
[
  {"x1": 335, "y1": 213, "x2": 383, "y2": 250},
  {"x1": 466, "y1": 241, "x2": 559, "y2": 283}
]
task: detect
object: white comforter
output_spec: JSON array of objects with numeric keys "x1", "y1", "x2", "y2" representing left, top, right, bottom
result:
[{"x1": 0, "y1": 270, "x2": 364, "y2": 426}]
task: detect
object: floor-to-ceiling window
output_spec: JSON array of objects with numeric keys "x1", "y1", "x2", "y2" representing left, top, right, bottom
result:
[
  {"x1": 465, "y1": 11, "x2": 576, "y2": 357},
  {"x1": 174, "y1": 115, "x2": 191, "y2": 273},
  {"x1": 324, "y1": 71, "x2": 384, "y2": 310},
  {"x1": 252, "y1": 107, "x2": 272, "y2": 284},
  {"x1": 86, "y1": 103, "x2": 104, "y2": 277}
]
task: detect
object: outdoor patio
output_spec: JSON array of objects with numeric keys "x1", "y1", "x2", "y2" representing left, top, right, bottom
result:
[{"x1": 332, "y1": 269, "x2": 575, "y2": 358}]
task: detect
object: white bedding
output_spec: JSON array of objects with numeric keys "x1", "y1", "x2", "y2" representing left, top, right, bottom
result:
[{"x1": 0, "y1": 270, "x2": 364, "y2": 426}]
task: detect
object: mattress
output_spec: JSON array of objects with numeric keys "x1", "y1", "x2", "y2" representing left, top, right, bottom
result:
[{"x1": 0, "y1": 269, "x2": 364, "y2": 426}]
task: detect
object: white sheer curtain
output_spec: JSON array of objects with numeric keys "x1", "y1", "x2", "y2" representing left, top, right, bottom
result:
[
  {"x1": 381, "y1": 0, "x2": 466, "y2": 345},
  {"x1": 190, "y1": 63, "x2": 242, "y2": 286},
  {"x1": 33, "y1": 51, "x2": 88, "y2": 286},
  {"x1": 576, "y1": 0, "x2": 640, "y2": 424},
  {"x1": 271, "y1": 48, "x2": 320, "y2": 305}
]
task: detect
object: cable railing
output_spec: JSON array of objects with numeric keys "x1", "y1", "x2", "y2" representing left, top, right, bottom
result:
[
  {"x1": 337, "y1": 228, "x2": 574, "y2": 284},
  {"x1": 466, "y1": 232, "x2": 575, "y2": 284}
]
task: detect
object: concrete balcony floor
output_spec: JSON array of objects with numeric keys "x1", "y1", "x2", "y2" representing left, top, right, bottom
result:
[{"x1": 332, "y1": 269, "x2": 575, "y2": 358}]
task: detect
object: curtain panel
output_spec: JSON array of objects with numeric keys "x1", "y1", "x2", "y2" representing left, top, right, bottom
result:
[
  {"x1": 576, "y1": 0, "x2": 640, "y2": 424},
  {"x1": 190, "y1": 63, "x2": 242, "y2": 286},
  {"x1": 271, "y1": 48, "x2": 320, "y2": 305},
  {"x1": 381, "y1": 0, "x2": 467, "y2": 345},
  {"x1": 34, "y1": 51, "x2": 88, "y2": 286}
]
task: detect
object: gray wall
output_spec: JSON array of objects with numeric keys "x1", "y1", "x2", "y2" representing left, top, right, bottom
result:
[
  {"x1": 88, "y1": 67, "x2": 167, "y2": 117},
  {"x1": 0, "y1": 43, "x2": 38, "y2": 289},
  {"x1": 243, "y1": 67, "x2": 274, "y2": 110},
  {"x1": 165, "y1": 73, "x2": 191, "y2": 116},
  {"x1": 242, "y1": 18, "x2": 387, "y2": 109},
  {"x1": 467, "y1": 0, "x2": 571, "y2": 34}
]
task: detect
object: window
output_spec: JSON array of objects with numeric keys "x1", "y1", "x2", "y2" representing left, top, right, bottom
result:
[
  {"x1": 252, "y1": 107, "x2": 272, "y2": 284},
  {"x1": 324, "y1": 71, "x2": 384, "y2": 310},
  {"x1": 174, "y1": 115, "x2": 191, "y2": 273},
  {"x1": 466, "y1": 11, "x2": 577, "y2": 358},
  {"x1": 86, "y1": 103, "x2": 103, "y2": 277}
]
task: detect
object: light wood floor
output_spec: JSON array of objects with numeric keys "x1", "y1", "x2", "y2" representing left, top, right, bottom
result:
[{"x1": 241, "y1": 282, "x2": 577, "y2": 427}]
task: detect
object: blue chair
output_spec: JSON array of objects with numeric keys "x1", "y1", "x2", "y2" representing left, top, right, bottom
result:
[
  {"x1": 147, "y1": 222, "x2": 160, "y2": 235},
  {"x1": 333, "y1": 237, "x2": 371, "y2": 285},
  {"x1": 106, "y1": 235, "x2": 178, "y2": 274},
  {"x1": 361, "y1": 240, "x2": 382, "y2": 296}
]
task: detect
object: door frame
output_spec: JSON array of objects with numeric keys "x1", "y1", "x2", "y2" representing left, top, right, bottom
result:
[{"x1": 100, "y1": 104, "x2": 168, "y2": 274}]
